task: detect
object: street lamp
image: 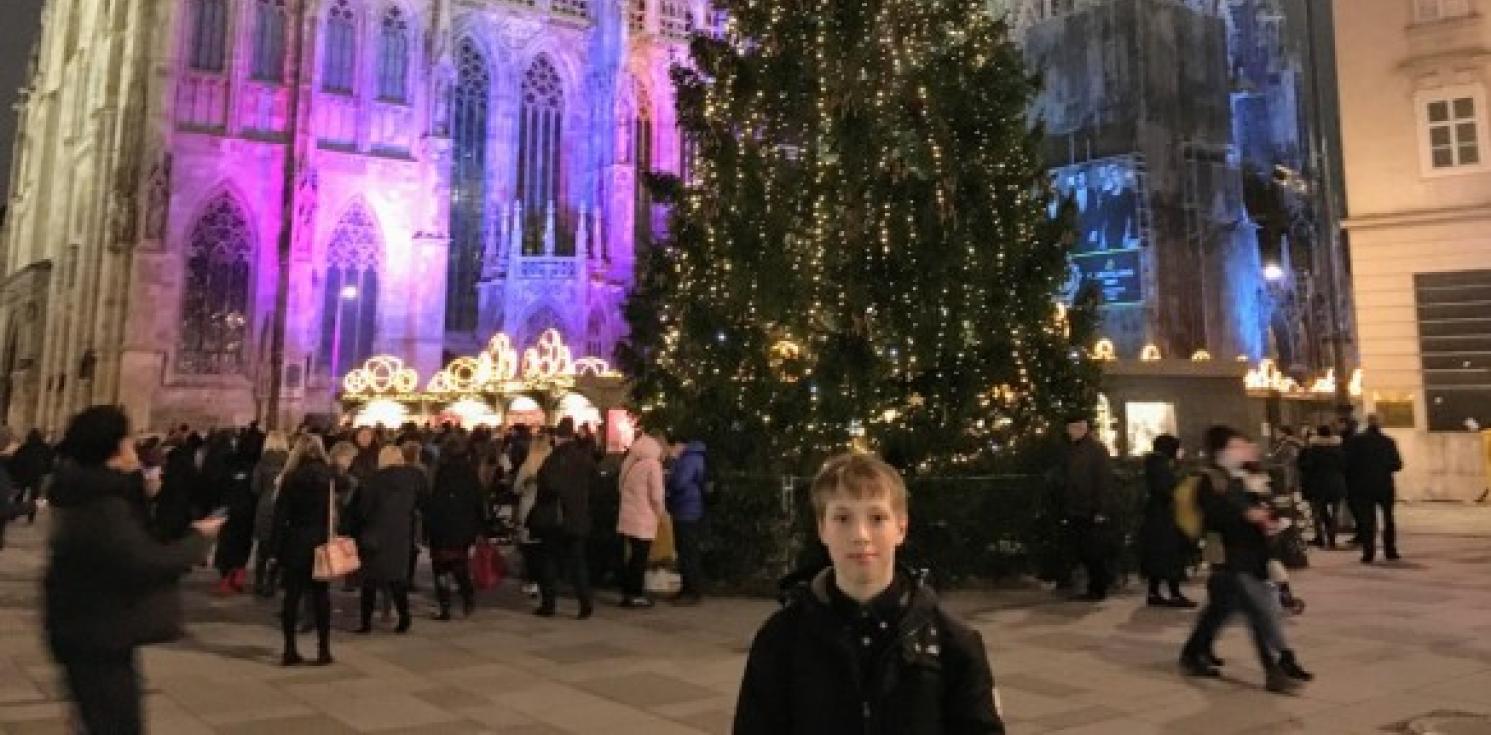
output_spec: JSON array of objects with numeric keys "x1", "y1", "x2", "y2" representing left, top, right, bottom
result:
[
  {"x1": 330, "y1": 284, "x2": 359, "y2": 387},
  {"x1": 1263, "y1": 263, "x2": 1285, "y2": 282}
]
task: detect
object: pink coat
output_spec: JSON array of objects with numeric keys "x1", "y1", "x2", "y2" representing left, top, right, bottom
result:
[{"x1": 617, "y1": 436, "x2": 666, "y2": 540}]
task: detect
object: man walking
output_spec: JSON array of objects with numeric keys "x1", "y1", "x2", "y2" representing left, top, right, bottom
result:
[
  {"x1": 1347, "y1": 415, "x2": 1403, "y2": 564},
  {"x1": 1059, "y1": 415, "x2": 1114, "y2": 601},
  {"x1": 532, "y1": 418, "x2": 596, "y2": 619}
]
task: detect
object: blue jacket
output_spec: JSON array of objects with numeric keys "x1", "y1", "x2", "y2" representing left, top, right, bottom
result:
[{"x1": 666, "y1": 442, "x2": 707, "y2": 522}]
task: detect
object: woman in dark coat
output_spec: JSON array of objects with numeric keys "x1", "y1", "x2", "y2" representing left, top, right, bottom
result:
[
  {"x1": 355, "y1": 446, "x2": 427, "y2": 633},
  {"x1": 1298, "y1": 425, "x2": 1347, "y2": 549},
  {"x1": 1138, "y1": 434, "x2": 1195, "y2": 607},
  {"x1": 251, "y1": 431, "x2": 290, "y2": 596},
  {"x1": 212, "y1": 440, "x2": 258, "y2": 594},
  {"x1": 154, "y1": 435, "x2": 201, "y2": 542},
  {"x1": 44, "y1": 406, "x2": 223, "y2": 733},
  {"x1": 269, "y1": 434, "x2": 341, "y2": 665},
  {"x1": 425, "y1": 435, "x2": 486, "y2": 620}
]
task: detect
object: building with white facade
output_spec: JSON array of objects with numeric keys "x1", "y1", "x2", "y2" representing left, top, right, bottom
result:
[
  {"x1": 0, "y1": 0, "x2": 700, "y2": 431},
  {"x1": 1334, "y1": 0, "x2": 1489, "y2": 499}
]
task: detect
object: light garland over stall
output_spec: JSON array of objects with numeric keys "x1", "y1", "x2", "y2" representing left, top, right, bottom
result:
[{"x1": 338, "y1": 329, "x2": 629, "y2": 432}]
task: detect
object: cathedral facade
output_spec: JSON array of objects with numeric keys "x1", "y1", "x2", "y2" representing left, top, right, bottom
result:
[{"x1": 1, "y1": 0, "x2": 698, "y2": 431}]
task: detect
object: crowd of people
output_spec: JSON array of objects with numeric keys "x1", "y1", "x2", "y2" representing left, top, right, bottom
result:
[
  {"x1": 1055, "y1": 411, "x2": 1404, "y2": 695},
  {"x1": 0, "y1": 407, "x2": 712, "y2": 732}
]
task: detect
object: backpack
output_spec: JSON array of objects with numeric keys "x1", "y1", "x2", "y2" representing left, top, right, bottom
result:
[{"x1": 1174, "y1": 468, "x2": 1226, "y2": 541}]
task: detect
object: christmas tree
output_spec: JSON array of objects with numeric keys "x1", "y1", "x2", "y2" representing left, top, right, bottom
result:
[{"x1": 619, "y1": 0, "x2": 1099, "y2": 475}]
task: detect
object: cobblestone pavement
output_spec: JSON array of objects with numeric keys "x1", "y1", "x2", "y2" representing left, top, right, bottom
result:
[{"x1": 1, "y1": 503, "x2": 1490, "y2": 734}]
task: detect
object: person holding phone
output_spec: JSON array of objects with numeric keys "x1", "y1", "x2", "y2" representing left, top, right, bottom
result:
[{"x1": 43, "y1": 406, "x2": 224, "y2": 734}]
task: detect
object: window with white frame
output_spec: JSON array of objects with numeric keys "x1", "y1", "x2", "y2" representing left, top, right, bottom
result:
[
  {"x1": 1421, "y1": 89, "x2": 1485, "y2": 171},
  {"x1": 1415, "y1": 0, "x2": 1472, "y2": 23}
]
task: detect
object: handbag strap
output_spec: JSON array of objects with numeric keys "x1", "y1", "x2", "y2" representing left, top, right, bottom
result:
[{"x1": 327, "y1": 479, "x2": 338, "y2": 539}]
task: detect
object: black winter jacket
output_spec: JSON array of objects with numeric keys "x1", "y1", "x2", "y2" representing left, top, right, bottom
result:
[
  {"x1": 1298, "y1": 437, "x2": 1348, "y2": 502},
  {"x1": 1197, "y1": 469, "x2": 1269, "y2": 579},
  {"x1": 1346, "y1": 428, "x2": 1403, "y2": 501},
  {"x1": 535, "y1": 441, "x2": 595, "y2": 538},
  {"x1": 43, "y1": 464, "x2": 210, "y2": 653},
  {"x1": 1058, "y1": 435, "x2": 1114, "y2": 519},
  {"x1": 734, "y1": 569, "x2": 1005, "y2": 735},
  {"x1": 425, "y1": 458, "x2": 486, "y2": 550}
]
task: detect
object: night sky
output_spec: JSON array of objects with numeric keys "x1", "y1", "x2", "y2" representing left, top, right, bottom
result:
[{"x1": 1, "y1": 0, "x2": 47, "y2": 201}]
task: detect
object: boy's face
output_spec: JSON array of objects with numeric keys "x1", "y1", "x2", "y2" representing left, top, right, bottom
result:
[{"x1": 818, "y1": 493, "x2": 907, "y2": 592}]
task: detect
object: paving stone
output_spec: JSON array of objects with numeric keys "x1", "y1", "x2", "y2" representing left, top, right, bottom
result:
[{"x1": 0, "y1": 508, "x2": 1486, "y2": 734}]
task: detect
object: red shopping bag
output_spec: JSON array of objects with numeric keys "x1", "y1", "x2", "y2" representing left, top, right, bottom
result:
[{"x1": 471, "y1": 539, "x2": 504, "y2": 590}]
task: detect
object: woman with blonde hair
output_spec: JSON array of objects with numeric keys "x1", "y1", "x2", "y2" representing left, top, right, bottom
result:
[
  {"x1": 251, "y1": 430, "x2": 291, "y2": 597},
  {"x1": 354, "y1": 445, "x2": 427, "y2": 633},
  {"x1": 269, "y1": 434, "x2": 339, "y2": 665},
  {"x1": 513, "y1": 435, "x2": 553, "y2": 598}
]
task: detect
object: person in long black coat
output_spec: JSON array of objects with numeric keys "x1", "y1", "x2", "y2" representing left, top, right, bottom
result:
[
  {"x1": 212, "y1": 442, "x2": 258, "y2": 593},
  {"x1": 44, "y1": 406, "x2": 223, "y2": 733},
  {"x1": 1345, "y1": 416, "x2": 1404, "y2": 563},
  {"x1": 9, "y1": 428, "x2": 55, "y2": 524},
  {"x1": 1298, "y1": 425, "x2": 1348, "y2": 549},
  {"x1": 154, "y1": 435, "x2": 201, "y2": 541},
  {"x1": 355, "y1": 446, "x2": 426, "y2": 633},
  {"x1": 425, "y1": 435, "x2": 486, "y2": 620},
  {"x1": 1139, "y1": 434, "x2": 1195, "y2": 607},
  {"x1": 269, "y1": 435, "x2": 341, "y2": 665}
]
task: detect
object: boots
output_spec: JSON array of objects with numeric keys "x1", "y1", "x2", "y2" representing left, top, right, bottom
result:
[
  {"x1": 1277, "y1": 650, "x2": 1314, "y2": 681},
  {"x1": 1265, "y1": 665, "x2": 1303, "y2": 694},
  {"x1": 433, "y1": 575, "x2": 453, "y2": 621}
]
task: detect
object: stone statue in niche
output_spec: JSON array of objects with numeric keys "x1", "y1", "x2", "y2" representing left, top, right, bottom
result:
[
  {"x1": 142, "y1": 154, "x2": 172, "y2": 241},
  {"x1": 295, "y1": 162, "x2": 319, "y2": 237}
]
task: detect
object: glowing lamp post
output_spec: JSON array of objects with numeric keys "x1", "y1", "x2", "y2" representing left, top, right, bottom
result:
[
  {"x1": 1263, "y1": 263, "x2": 1285, "y2": 282},
  {"x1": 330, "y1": 284, "x2": 359, "y2": 388}
]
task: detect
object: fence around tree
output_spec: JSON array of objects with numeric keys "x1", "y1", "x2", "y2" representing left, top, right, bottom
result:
[{"x1": 695, "y1": 463, "x2": 1148, "y2": 595}]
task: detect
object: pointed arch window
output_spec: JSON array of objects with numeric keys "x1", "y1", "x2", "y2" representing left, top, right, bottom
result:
[
  {"x1": 446, "y1": 39, "x2": 490, "y2": 332},
  {"x1": 251, "y1": 0, "x2": 287, "y2": 82},
  {"x1": 523, "y1": 306, "x2": 564, "y2": 348},
  {"x1": 318, "y1": 205, "x2": 381, "y2": 377},
  {"x1": 517, "y1": 55, "x2": 564, "y2": 218},
  {"x1": 189, "y1": 0, "x2": 229, "y2": 72},
  {"x1": 376, "y1": 6, "x2": 410, "y2": 102},
  {"x1": 633, "y1": 86, "x2": 655, "y2": 245},
  {"x1": 178, "y1": 194, "x2": 253, "y2": 375},
  {"x1": 322, "y1": 0, "x2": 357, "y2": 94}
]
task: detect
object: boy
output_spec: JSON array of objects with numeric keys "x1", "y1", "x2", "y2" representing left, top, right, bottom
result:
[{"x1": 733, "y1": 453, "x2": 1005, "y2": 734}]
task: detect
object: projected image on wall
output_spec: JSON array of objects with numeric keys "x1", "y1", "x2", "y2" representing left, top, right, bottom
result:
[{"x1": 1050, "y1": 156, "x2": 1148, "y2": 306}]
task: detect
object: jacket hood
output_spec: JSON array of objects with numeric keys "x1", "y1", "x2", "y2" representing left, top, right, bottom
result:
[
  {"x1": 794, "y1": 565, "x2": 939, "y2": 615},
  {"x1": 46, "y1": 463, "x2": 132, "y2": 508},
  {"x1": 629, "y1": 435, "x2": 664, "y2": 462},
  {"x1": 1309, "y1": 436, "x2": 1342, "y2": 447}
]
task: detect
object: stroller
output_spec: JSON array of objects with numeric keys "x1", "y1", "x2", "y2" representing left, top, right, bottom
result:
[{"x1": 1256, "y1": 465, "x2": 1309, "y2": 615}]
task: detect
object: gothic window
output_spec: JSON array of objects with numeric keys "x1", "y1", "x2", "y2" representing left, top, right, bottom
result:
[
  {"x1": 322, "y1": 0, "x2": 357, "y2": 94},
  {"x1": 517, "y1": 55, "x2": 563, "y2": 218},
  {"x1": 659, "y1": 1, "x2": 692, "y2": 40},
  {"x1": 523, "y1": 306, "x2": 563, "y2": 348},
  {"x1": 251, "y1": 0, "x2": 287, "y2": 81},
  {"x1": 317, "y1": 204, "x2": 381, "y2": 377},
  {"x1": 633, "y1": 88, "x2": 654, "y2": 245},
  {"x1": 178, "y1": 193, "x2": 253, "y2": 375},
  {"x1": 629, "y1": 0, "x2": 647, "y2": 32},
  {"x1": 189, "y1": 0, "x2": 229, "y2": 72},
  {"x1": 585, "y1": 308, "x2": 607, "y2": 358},
  {"x1": 446, "y1": 39, "x2": 489, "y2": 332},
  {"x1": 376, "y1": 6, "x2": 409, "y2": 102}
]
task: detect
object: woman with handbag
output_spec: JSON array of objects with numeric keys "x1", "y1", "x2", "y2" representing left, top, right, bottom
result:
[
  {"x1": 44, "y1": 406, "x2": 224, "y2": 733},
  {"x1": 269, "y1": 434, "x2": 345, "y2": 665}
]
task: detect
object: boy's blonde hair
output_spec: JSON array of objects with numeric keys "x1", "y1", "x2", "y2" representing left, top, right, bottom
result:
[{"x1": 810, "y1": 452, "x2": 908, "y2": 520}]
